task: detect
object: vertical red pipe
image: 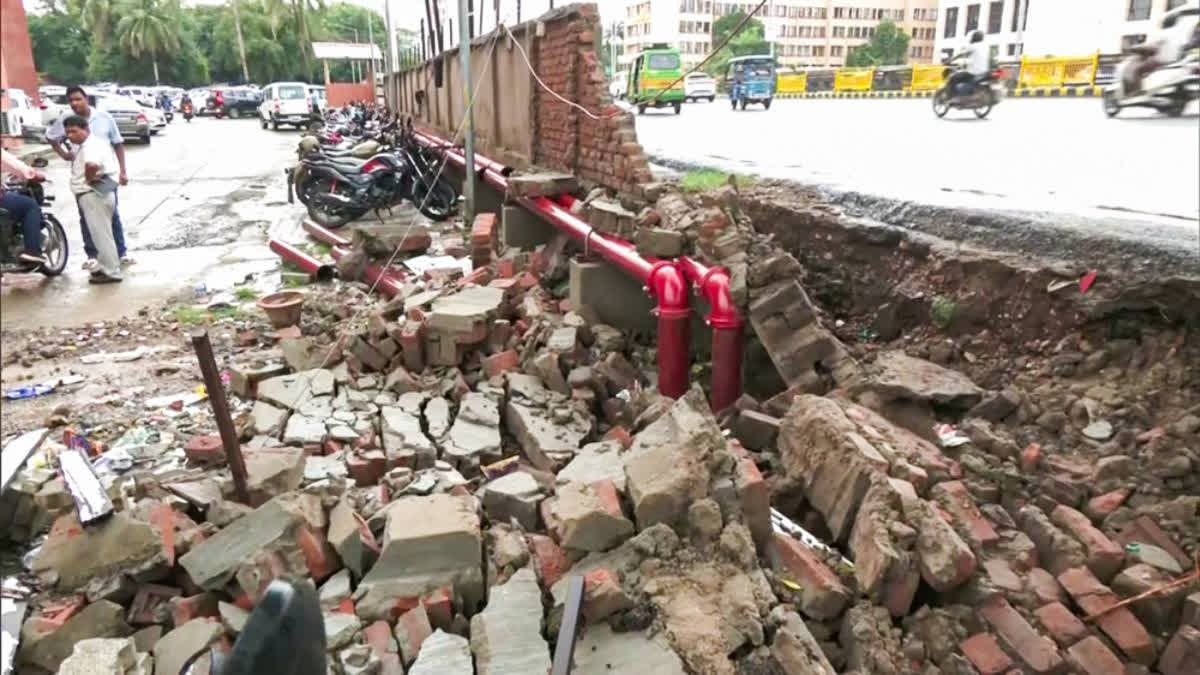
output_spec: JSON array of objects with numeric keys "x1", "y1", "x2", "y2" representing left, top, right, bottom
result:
[{"x1": 678, "y1": 257, "x2": 744, "y2": 412}]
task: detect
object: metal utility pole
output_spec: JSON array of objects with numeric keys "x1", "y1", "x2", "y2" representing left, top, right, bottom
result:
[
  {"x1": 384, "y1": 0, "x2": 395, "y2": 73},
  {"x1": 367, "y1": 12, "x2": 377, "y2": 97},
  {"x1": 457, "y1": 0, "x2": 476, "y2": 223}
]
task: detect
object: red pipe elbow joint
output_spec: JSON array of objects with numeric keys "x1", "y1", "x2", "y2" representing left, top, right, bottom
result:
[
  {"x1": 647, "y1": 261, "x2": 690, "y2": 400},
  {"x1": 679, "y1": 258, "x2": 744, "y2": 412}
]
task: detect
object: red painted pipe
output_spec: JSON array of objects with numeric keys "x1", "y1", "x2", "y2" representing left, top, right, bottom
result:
[
  {"x1": 302, "y1": 219, "x2": 352, "y2": 248},
  {"x1": 413, "y1": 130, "x2": 513, "y2": 176},
  {"x1": 327, "y1": 245, "x2": 408, "y2": 298},
  {"x1": 678, "y1": 257, "x2": 744, "y2": 412},
  {"x1": 269, "y1": 240, "x2": 336, "y2": 281}
]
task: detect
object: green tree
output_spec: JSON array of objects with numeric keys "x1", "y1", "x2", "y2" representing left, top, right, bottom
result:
[
  {"x1": 80, "y1": 0, "x2": 119, "y2": 47},
  {"x1": 845, "y1": 20, "x2": 911, "y2": 67},
  {"x1": 319, "y1": 2, "x2": 385, "y2": 81},
  {"x1": 115, "y1": 0, "x2": 183, "y2": 84},
  {"x1": 705, "y1": 10, "x2": 770, "y2": 78},
  {"x1": 29, "y1": 9, "x2": 93, "y2": 85},
  {"x1": 230, "y1": 0, "x2": 251, "y2": 83}
]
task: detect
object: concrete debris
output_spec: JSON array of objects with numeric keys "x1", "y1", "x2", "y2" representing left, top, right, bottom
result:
[
  {"x1": 442, "y1": 392, "x2": 501, "y2": 470},
  {"x1": 408, "y1": 628, "x2": 472, "y2": 675},
  {"x1": 572, "y1": 623, "x2": 686, "y2": 674},
  {"x1": 469, "y1": 567, "x2": 551, "y2": 674},
  {"x1": 153, "y1": 618, "x2": 222, "y2": 675},
  {"x1": 481, "y1": 471, "x2": 544, "y2": 530}
]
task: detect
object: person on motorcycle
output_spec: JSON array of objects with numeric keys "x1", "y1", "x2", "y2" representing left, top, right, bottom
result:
[
  {"x1": 1125, "y1": 12, "x2": 1196, "y2": 94},
  {"x1": 0, "y1": 148, "x2": 48, "y2": 265},
  {"x1": 950, "y1": 31, "x2": 991, "y2": 96}
]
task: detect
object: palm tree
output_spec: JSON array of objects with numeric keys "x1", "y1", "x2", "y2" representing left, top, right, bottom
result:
[
  {"x1": 230, "y1": 0, "x2": 251, "y2": 83},
  {"x1": 260, "y1": 0, "x2": 287, "y2": 40},
  {"x1": 115, "y1": 0, "x2": 182, "y2": 84},
  {"x1": 80, "y1": 0, "x2": 118, "y2": 46}
]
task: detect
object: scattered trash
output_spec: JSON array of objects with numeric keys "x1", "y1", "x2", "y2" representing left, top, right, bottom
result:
[
  {"x1": 194, "y1": 282, "x2": 208, "y2": 298},
  {"x1": 3, "y1": 384, "x2": 54, "y2": 400},
  {"x1": 144, "y1": 391, "x2": 208, "y2": 410},
  {"x1": 404, "y1": 254, "x2": 472, "y2": 276},
  {"x1": 1079, "y1": 269, "x2": 1097, "y2": 293},
  {"x1": 934, "y1": 423, "x2": 971, "y2": 448},
  {"x1": 0, "y1": 428, "x2": 49, "y2": 492},
  {"x1": 771, "y1": 508, "x2": 853, "y2": 569},
  {"x1": 1, "y1": 578, "x2": 31, "y2": 675},
  {"x1": 1046, "y1": 279, "x2": 1074, "y2": 293},
  {"x1": 59, "y1": 447, "x2": 115, "y2": 524}
]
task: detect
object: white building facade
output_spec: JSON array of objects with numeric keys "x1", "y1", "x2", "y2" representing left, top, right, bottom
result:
[
  {"x1": 934, "y1": 0, "x2": 1196, "y2": 61},
  {"x1": 620, "y1": 1, "x2": 942, "y2": 71}
]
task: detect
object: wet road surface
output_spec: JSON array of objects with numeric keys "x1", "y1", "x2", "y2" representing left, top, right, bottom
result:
[
  {"x1": 2, "y1": 117, "x2": 309, "y2": 329},
  {"x1": 635, "y1": 97, "x2": 1200, "y2": 252}
]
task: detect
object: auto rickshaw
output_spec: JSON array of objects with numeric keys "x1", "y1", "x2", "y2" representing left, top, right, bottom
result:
[
  {"x1": 728, "y1": 55, "x2": 776, "y2": 110},
  {"x1": 626, "y1": 44, "x2": 686, "y2": 114}
]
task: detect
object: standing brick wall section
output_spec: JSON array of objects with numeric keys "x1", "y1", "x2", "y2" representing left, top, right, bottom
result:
[{"x1": 531, "y1": 3, "x2": 653, "y2": 197}]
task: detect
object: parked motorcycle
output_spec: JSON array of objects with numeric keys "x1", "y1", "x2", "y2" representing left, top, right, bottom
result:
[
  {"x1": 1104, "y1": 49, "x2": 1199, "y2": 118},
  {"x1": 933, "y1": 62, "x2": 1006, "y2": 119},
  {"x1": 0, "y1": 171, "x2": 69, "y2": 277},
  {"x1": 287, "y1": 120, "x2": 456, "y2": 228}
]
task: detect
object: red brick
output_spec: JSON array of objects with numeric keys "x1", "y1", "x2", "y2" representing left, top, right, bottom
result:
[
  {"x1": 979, "y1": 597, "x2": 1065, "y2": 674},
  {"x1": 1034, "y1": 602, "x2": 1089, "y2": 647},
  {"x1": 296, "y1": 525, "x2": 340, "y2": 583},
  {"x1": 169, "y1": 592, "x2": 218, "y2": 627},
  {"x1": 362, "y1": 619, "x2": 402, "y2": 674},
  {"x1": 394, "y1": 602, "x2": 432, "y2": 666},
  {"x1": 603, "y1": 426, "x2": 632, "y2": 448},
  {"x1": 770, "y1": 532, "x2": 850, "y2": 620},
  {"x1": 1159, "y1": 625, "x2": 1200, "y2": 675},
  {"x1": 483, "y1": 350, "x2": 519, "y2": 377},
  {"x1": 1065, "y1": 636, "x2": 1125, "y2": 675},
  {"x1": 590, "y1": 479, "x2": 625, "y2": 518},
  {"x1": 527, "y1": 533, "x2": 569, "y2": 589},
  {"x1": 1075, "y1": 592, "x2": 1155, "y2": 665},
  {"x1": 930, "y1": 480, "x2": 1000, "y2": 550},
  {"x1": 346, "y1": 451, "x2": 387, "y2": 486},
  {"x1": 961, "y1": 633, "x2": 1014, "y2": 675},
  {"x1": 1021, "y1": 442, "x2": 1042, "y2": 473},
  {"x1": 736, "y1": 454, "x2": 772, "y2": 550},
  {"x1": 421, "y1": 587, "x2": 453, "y2": 631},
  {"x1": 1083, "y1": 488, "x2": 1131, "y2": 522},
  {"x1": 128, "y1": 584, "x2": 181, "y2": 625},
  {"x1": 582, "y1": 568, "x2": 632, "y2": 623},
  {"x1": 1050, "y1": 505, "x2": 1125, "y2": 582}
]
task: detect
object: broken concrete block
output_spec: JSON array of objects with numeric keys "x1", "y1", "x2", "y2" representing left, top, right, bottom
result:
[
  {"x1": 847, "y1": 477, "x2": 920, "y2": 618},
  {"x1": 179, "y1": 497, "x2": 305, "y2": 589},
  {"x1": 556, "y1": 441, "x2": 626, "y2": 493},
  {"x1": 470, "y1": 567, "x2": 551, "y2": 674},
  {"x1": 355, "y1": 494, "x2": 483, "y2": 621},
  {"x1": 252, "y1": 400, "x2": 290, "y2": 437},
  {"x1": 319, "y1": 569, "x2": 353, "y2": 610},
  {"x1": 19, "y1": 600, "x2": 131, "y2": 672},
  {"x1": 283, "y1": 414, "x2": 327, "y2": 445},
  {"x1": 219, "y1": 601, "x2": 249, "y2": 634},
  {"x1": 57, "y1": 637, "x2": 137, "y2": 675},
  {"x1": 442, "y1": 393, "x2": 502, "y2": 468},
  {"x1": 427, "y1": 286, "x2": 504, "y2": 337},
  {"x1": 900, "y1": 493, "x2": 977, "y2": 593},
  {"x1": 507, "y1": 172, "x2": 578, "y2": 199},
  {"x1": 32, "y1": 513, "x2": 165, "y2": 591},
  {"x1": 581, "y1": 567, "x2": 634, "y2": 623},
  {"x1": 409, "y1": 628, "x2": 472, "y2": 675},
  {"x1": 229, "y1": 361, "x2": 288, "y2": 399},
  {"x1": 506, "y1": 375, "x2": 592, "y2": 471},
  {"x1": 586, "y1": 198, "x2": 636, "y2": 237},
  {"x1": 381, "y1": 405, "x2": 436, "y2": 469},
  {"x1": 329, "y1": 499, "x2": 376, "y2": 578},
  {"x1": 623, "y1": 387, "x2": 725, "y2": 529},
  {"x1": 481, "y1": 471, "x2": 543, "y2": 530},
  {"x1": 573, "y1": 622, "x2": 685, "y2": 674},
  {"x1": 153, "y1": 618, "x2": 223, "y2": 675},
  {"x1": 325, "y1": 611, "x2": 363, "y2": 651},
  {"x1": 770, "y1": 607, "x2": 837, "y2": 675},
  {"x1": 244, "y1": 447, "x2": 306, "y2": 506},
  {"x1": 865, "y1": 350, "x2": 983, "y2": 409},
  {"x1": 544, "y1": 480, "x2": 633, "y2": 552},
  {"x1": 425, "y1": 396, "x2": 452, "y2": 441},
  {"x1": 257, "y1": 369, "x2": 335, "y2": 410},
  {"x1": 635, "y1": 227, "x2": 685, "y2": 258}
]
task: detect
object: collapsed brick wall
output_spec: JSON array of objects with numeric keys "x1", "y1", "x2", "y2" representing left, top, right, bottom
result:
[{"x1": 532, "y1": 3, "x2": 653, "y2": 197}]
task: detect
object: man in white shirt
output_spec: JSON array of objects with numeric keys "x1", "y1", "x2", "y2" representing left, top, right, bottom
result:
[{"x1": 62, "y1": 115, "x2": 122, "y2": 283}]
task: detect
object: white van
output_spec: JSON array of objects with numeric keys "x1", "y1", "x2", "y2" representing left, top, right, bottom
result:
[{"x1": 258, "y1": 82, "x2": 314, "y2": 130}]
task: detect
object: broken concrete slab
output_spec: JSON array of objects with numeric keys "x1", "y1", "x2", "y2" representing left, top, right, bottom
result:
[
  {"x1": 355, "y1": 494, "x2": 483, "y2": 621},
  {"x1": 573, "y1": 623, "x2": 685, "y2": 674},
  {"x1": 506, "y1": 379, "x2": 593, "y2": 471},
  {"x1": 507, "y1": 172, "x2": 579, "y2": 199},
  {"x1": 481, "y1": 471, "x2": 543, "y2": 531},
  {"x1": 282, "y1": 414, "x2": 326, "y2": 445},
  {"x1": 425, "y1": 396, "x2": 452, "y2": 441},
  {"x1": 408, "y1": 629, "x2": 473, "y2": 675},
  {"x1": 19, "y1": 600, "x2": 131, "y2": 672},
  {"x1": 153, "y1": 619, "x2": 222, "y2": 675},
  {"x1": 179, "y1": 497, "x2": 305, "y2": 589},
  {"x1": 257, "y1": 369, "x2": 336, "y2": 410},
  {"x1": 32, "y1": 513, "x2": 165, "y2": 591},
  {"x1": 251, "y1": 400, "x2": 289, "y2": 437},
  {"x1": 442, "y1": 393, "x2": 501, "y2": 468},
  {"x1": 770, "y1": 607, "x2": 837, "y2": 675},
  {"x1": 864, "y1": 350, "x2": 984, "y2": 409},
  {"x1": 381, "y1": 405, "x2": 437, "y2": 470},
  {"x1": 557, "y1": 440, "x2": 626, "y2": 493},
  {"x1": 319, "y1": 569, "x2": 353, "y2": 610},
  {"x1": 469, "y1": 567, "x2": 551, "y2": 674},
  {"x1": 427, "y1": 286, "x2": 505, "y2": 336},
  {"x1": 244, "y1": 447, "x2": 306, "y2": 506},
  {"x1": 544, "y1": 481, "x2": 634, "y2": 552},
  {"x1": 57, "y1": 637, "x2": 138, "y2": 675},
  {"x1": 329, "y1": 499, "x2": 376, "y2": 578},
  {"x1": 623, "y1": 387, "x2": 725, "y2": 530},
  {"x1": 324, "y1": 611, "x2": 362, "y2": 651},
  {"x1": 218, "y1": 601, "x2": 249, "y2": 634}
]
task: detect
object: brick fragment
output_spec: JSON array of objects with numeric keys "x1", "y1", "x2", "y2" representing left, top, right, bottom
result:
[
  {"x1": 961, "y1": 633, "x2": 1014, "y2": 675},
  {"x1": 1034, "y1": 602, "x2": 1089, "y2": 647},
  {"x1": 1066, "y1": 636, "x2": 1126, "y2": 675},
  {"x1": 979, "y1": 597, "x2": 1064, "y2": 674}
]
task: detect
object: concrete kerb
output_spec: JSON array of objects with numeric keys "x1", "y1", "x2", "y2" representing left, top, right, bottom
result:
[
  {"x1": 773, "y1": 86, "x2": 1102, "y2": 99},
  {"x1": 646, "y1": 153, "x2": 1200, "y2": 280}
]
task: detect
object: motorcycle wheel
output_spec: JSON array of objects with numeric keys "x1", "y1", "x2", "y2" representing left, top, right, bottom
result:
[
  {"x1": 1164, "y1": 97, "x2": 1186, "y2": 117},
  {"x1": 1102, "y1": 91, "x2": 1121, "y2": 118},
  {"x1": 411, "y1": 177, "x2": 457, "y2": 222},
  {"x1": 228, "y1": 107, "x2": 240, "y2": 119},
  {"x1": 932, "y1": 89, "x2": 951, "y2": 118},
  {"x1": 293, "y1": 167, "x2": 314, "y2": 205},
  {"x1": 305, "y1": 177, "x2": 367, "y2": 229},
  {"x1": 973, "y1": 88, "x2": 995, "y2": 119},
  {"x1": 38, "y1": 214, "x2": 69, "y2": 277}
]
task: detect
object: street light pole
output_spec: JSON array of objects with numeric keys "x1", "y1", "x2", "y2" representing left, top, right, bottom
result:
[
  {"x1": 367, "y1": 11, "x2": 376, "y2": 97},
  {"x1": 457, "y1": 0, "x2": 475, "y2": 224}
]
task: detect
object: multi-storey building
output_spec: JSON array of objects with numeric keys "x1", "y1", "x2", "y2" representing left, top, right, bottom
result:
[
  {"x1": 934, "y1": 0, "x2": 1196, "y2": 62},
  {"x1": 620, "y1": 1, "x2": 942, "y2": 71}
]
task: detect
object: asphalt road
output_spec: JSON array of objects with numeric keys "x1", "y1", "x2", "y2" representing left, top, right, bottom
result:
[
  {"x1": 634, "y1": 97, "x2": 1200, "y2": 257},
  {"x1": 1, "y1": 116, "x2": 305, "y2": 330}
]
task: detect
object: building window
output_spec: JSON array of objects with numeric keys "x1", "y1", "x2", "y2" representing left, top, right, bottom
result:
[
  {"x1": 945, "y1": 7, "x2": 959, "y2": 38},
  {"x1": 1011, "y1": 0, "x2": 1022, "y2": 32},
  {"x1": 1167, "y1": 0, "x2": 1187, "y2": 8},
  {"x1": 814, "y1": 46, "x2": 825, "y2": 56},
  {"x1": 1121, "y1": 34, "x2": 1147, "y2": 49},
  {"x1": 1128, "y1": 0, "x2": 1151, "y2": 20},
  {"x1": 966, "y1": 4, "x2": 981, "y2": 32},
  {"x1": 988, "y1": 2, "x2": 1003, "y2": 33},
  {"x1": 831, "y1": 45, "x2": 844, "y2": 56}
]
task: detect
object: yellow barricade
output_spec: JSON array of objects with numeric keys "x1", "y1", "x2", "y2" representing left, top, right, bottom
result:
[
  {"x1": 910, "y1": 64, "x2": 946, "y2": 91},
  {"x1": 777, "y1": 72, "x2": 808, "y2": 94},
  {"x1": 834, "y1": 68, "x2": 874, "y2": 92},
  {"x1": 1018, "y1": 53, "x2": 1099, "y2": 88}
]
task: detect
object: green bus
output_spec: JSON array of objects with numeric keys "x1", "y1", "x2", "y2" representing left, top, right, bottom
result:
[{"x1": 626, "y1": 44, "x2": 686, "y2": 115}]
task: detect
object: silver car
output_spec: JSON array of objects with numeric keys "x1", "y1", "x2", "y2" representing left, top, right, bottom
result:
[{"x1": 94, "y1": 93, "x2": 152, "y2": 144}]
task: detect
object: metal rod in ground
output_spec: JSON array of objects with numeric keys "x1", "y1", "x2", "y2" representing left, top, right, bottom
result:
[
  {"x1": 551, "y1": 575, "x2": 584, "y2": 674},
  {"x1": 191, "y1": 329, "x2": 251, "y2": 504},
  {"x1": 458, "y1": 0, "x2": 476, "y2": 224}
]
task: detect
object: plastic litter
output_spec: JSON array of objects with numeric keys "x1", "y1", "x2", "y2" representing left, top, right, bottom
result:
[{"x1": 934, "y1": 423, "x2": 971, "y2": 448}]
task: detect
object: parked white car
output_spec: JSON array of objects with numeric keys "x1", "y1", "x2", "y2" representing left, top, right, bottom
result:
[
  {"x1": 117, "y1": 86, "x2": 157, "y2": 108},
  {"x1": 141, "y1": 105, "x2": 167, "y2": 133},
  {"x1": 38, "y1": 87, "x2": 70, "y2": 127},
  {"x1": 5, "y1": 88, "x2": 44, "y2": 138},
  {"x1": 684, "y1": 72, "x2": 717, "y2": 102},
  {"x1": 259, "y1": 82, "x2": 315, "y2": 130}
]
